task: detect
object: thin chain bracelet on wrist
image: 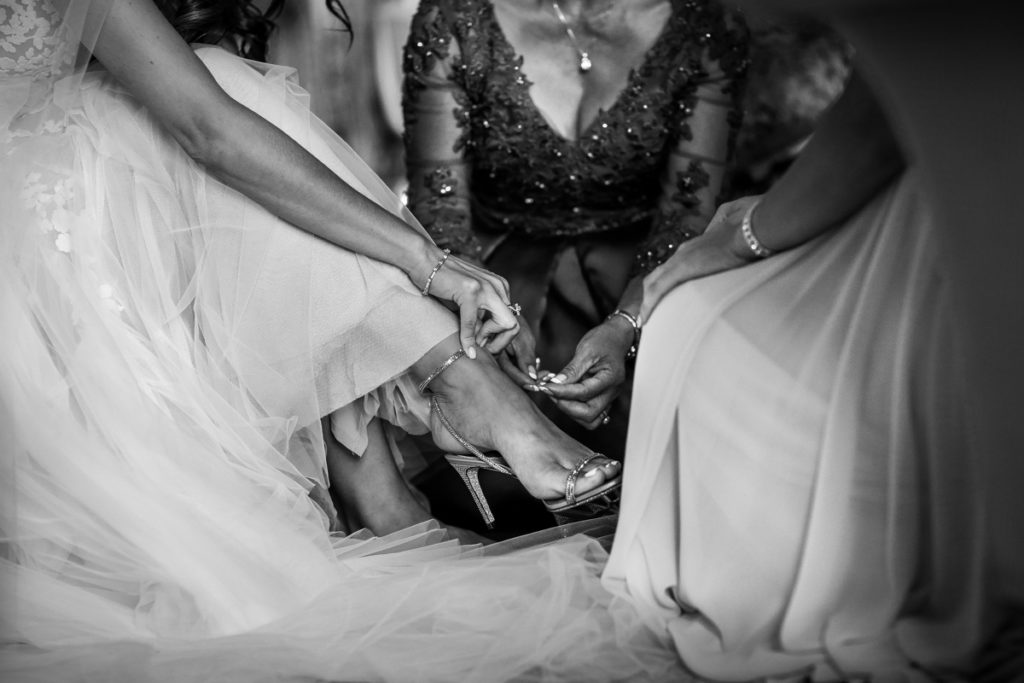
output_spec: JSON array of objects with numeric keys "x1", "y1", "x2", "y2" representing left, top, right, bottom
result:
[
  {"x1": 741, "y1": 200, "x2": 774, "y2": 259},
  {"x1": 421, "y1": 248, "x2": 451, "y2": 296},
  {"x1": 607, "y1": 309, "x2": 642, "y2": 358}
]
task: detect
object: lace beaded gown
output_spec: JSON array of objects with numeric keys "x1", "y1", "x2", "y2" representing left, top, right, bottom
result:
[
  {"x1": 403, "y1": 0, "x2": 748, "y2": 455},
  {"x1": 0, "y1": 1, "x2": 684, "y2": 680},
  {"x1": 602, "y1": 171, "x2": 1002, "y2": 680}
]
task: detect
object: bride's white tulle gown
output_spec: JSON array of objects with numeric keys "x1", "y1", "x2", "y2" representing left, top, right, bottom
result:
[{"x1": 0, "y1": 1, "x2": 682, "y2": 680}]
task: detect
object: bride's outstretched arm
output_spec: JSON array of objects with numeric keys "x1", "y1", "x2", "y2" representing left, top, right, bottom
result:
[
  {"x1": 85, "y1": 0, "x2": 517, "y2": 358},
  {"x1": 642, "y1": 69, "x2": 904, "y2": 318}
]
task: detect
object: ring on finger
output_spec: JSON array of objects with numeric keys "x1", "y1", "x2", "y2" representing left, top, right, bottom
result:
[
  {"x1": 507, "y1": 302, "x2": 522, "y2": 317},
  {"x1": 600, "y1": 411, "x2": 611, "y2": 426}
]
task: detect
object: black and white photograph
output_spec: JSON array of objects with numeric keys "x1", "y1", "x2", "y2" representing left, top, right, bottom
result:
[{"x1": 1, "y1": 0, "x2": 1021, "y2": 680}]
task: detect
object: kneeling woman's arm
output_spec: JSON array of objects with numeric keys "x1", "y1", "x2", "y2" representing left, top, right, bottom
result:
[{"x1": 83, "y1": 0, "x2": 518, "y2": 357}]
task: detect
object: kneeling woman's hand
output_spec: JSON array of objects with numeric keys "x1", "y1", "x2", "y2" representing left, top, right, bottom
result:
[
  {"x1": 539, "y1": 320, "x2": 634, "y2": 430},
  {"x1": 641, "y1": 195, "x2": 760, "y2": 321},
  {"x1": 422, "y1": 252, "x2": 520, "y2": 359}
]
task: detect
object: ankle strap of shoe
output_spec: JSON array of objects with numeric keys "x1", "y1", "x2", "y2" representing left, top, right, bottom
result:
[{"x1": 417, "y1": 348, "x2": 465, "y2": 394}]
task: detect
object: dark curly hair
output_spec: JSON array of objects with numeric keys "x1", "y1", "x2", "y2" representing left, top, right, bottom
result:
[{"x1": 154, "y1": 1, "x2": 352, "y2": 62}]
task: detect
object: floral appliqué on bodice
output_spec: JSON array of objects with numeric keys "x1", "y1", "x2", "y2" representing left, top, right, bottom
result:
[
  {"x1": 3, "y1": 0, "x2": 89, "y2": 259},
  {"x1": 1, "y1": 0, "x2": 77, "y2": 139},
  {"x1": 1, "y1": 0, "x2": 69, "y2": 79},
  {"x1": 403, "y1": 0, "x2": 747, "y2": 273}
]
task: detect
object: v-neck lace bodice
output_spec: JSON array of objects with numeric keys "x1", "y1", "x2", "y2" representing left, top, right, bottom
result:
[{"x1": 403, "y1": 0, "x2": 748, "y2": 272}]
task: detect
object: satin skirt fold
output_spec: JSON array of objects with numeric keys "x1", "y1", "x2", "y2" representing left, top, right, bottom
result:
[{"x1": 604, "y1": 174, "x2": 993, "y2": 681}]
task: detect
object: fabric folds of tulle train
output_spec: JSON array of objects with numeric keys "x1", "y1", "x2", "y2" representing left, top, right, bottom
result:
[{"x1": 1, "y1": 16, "x2": 683, "y2": 681}]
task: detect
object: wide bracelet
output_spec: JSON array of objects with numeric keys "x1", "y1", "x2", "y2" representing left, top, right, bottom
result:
[
  {"x1": 607, "y1": 309, "x2": 642, "y2": 359},
  {"x1": 421, "y1": 248, "x2": 451, "y2": 296},
  {"x1": 740, "y1": 200, "x2": 774, "y2": 259}
]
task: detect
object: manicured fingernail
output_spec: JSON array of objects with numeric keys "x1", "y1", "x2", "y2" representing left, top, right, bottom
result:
[
  {"x1": 584, "y1": 468, "x2": 601, "y2": 477},
  {"x1": 537, "y1": 386, "x2": 553, "y2": 395},
  {"x1": 549, "y1": 374, "x2": 566, "y2": 384},
  {"x1": 466, "y1": 346, "x2": 477, "y2": 360},
  {"x1": 524, "y1": 384, "x2": 539, "y2": 392},
  {"x1": 528, "y1": 366, "x2": 537, "y2": 380},
  {"x1": 535, "y1": 357, "x2": 542, "y2": 367}
]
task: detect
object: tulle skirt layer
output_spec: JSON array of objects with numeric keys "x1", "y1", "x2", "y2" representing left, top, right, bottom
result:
[
  {"x1": 1, "y1": 519, "x2": 683, "y2": 683},
  {"x1": 3, "y1": 46, "x2": 456, "y2": 490},
  {"x1": 0, "y1": 49, "x2": 684, "y2": 681},
  {"x1": 604, "y1": 174, "x2": 992, "y2": 681}
]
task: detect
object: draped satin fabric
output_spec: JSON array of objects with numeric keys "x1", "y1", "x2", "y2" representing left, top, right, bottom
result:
[{"x1": 604, "y1": 173, "x2": 1003, "y2": 681}]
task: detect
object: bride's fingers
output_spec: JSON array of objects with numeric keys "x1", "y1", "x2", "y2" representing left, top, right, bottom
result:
[
  {"x1": 476, "y1": 317, "x2": 519, "y2": 353},
  {"x1": 482, "y1": 296, "x2": 519, "y2": 333},
  {"x1": 510, "y1": 325, "x2": 537, "y2": 377},
  {"x1": 457, "y1": 301, "x2": 479, "y2": 359},
  {"x1": 484, "y1": 327, "x2": 519, "y2": 354},
  {"x1": 497, "y1": 349, "x2": 533, "y2": 385}
]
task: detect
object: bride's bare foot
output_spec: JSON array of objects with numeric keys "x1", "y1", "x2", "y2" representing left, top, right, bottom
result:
[{"x1": 413, "y1": 338, "x2": 621, "y2": 504}]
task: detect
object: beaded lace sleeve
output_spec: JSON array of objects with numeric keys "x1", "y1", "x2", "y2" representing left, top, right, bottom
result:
[
  {"x1": 633, "y1": 5, "x2": 749, "y2": 274},
  {"x1": 402, "y1": 0, "x2": 483, "y2": 261}
]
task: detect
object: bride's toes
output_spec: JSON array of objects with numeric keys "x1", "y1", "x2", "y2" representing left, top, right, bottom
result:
[{"x1": 555, "y1": 456, "x2": 621, "y2": 500}]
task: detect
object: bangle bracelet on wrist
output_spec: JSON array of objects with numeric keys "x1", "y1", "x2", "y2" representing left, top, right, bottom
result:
[
  {"x1": 607, "y1": 309, "x2": 642, "y2": 359},
  {"x1": 421, "y1": 248, "x2": 451, "y2": 296},
  {"x1": 741, "y1": 200, "x2": 774, "y2": 259}
]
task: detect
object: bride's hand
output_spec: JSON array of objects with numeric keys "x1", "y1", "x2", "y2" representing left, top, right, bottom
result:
[
  {"x1": 424, "y1": 253, "x2": 520, "y2": 359},
  {"x1": 640, "y1": 196, "x2": 760, "y2": 320},
  {"x1": 496, "y1": 320, "x2": 538, "y2": 385}
]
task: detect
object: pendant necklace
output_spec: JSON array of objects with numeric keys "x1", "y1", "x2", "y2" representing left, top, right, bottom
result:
[{"x1": 551, "y1": 0, "x2": 592, "y2": 73}]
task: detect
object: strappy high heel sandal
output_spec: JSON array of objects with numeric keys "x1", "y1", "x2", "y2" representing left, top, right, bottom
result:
[{"x1": 418, "y1": 349, "x2": 622, "y2": 528}]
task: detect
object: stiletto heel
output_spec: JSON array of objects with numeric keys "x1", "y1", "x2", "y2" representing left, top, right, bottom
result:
[
  {"x1": 445, "y1": 454, "x2": 501, "y2": 528},
  {"x1": 419, "y1": 348, "x2": 622, "y2": 527}
]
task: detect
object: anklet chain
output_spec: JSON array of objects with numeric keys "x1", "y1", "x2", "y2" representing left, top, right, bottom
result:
[
  {"x1": 417, "y1": 348, "x2": 465, "y2": 394},
  {"x1": 431, "y1": 396, "x2": 513, "y2": 475}
]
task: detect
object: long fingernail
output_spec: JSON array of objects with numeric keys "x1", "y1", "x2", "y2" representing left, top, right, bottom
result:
[
  {"x1": 524, "y1": 384, "x2": 539, "y2": 392},
  {"x1": 466, "y1": 346, "x2": 477, "y2": 360},
  {"x1": 537, "y1": 386, "x2": 553, "y2": 395},
  {"x1": 535, "y1": 357, "x2": 542, "y2": 368},
  {"x1": 528, "y1": 366, "x2": 537, "y2": 380},
  {"x1": 549, "y1": 374, "x2": 566, "y2": 384}
]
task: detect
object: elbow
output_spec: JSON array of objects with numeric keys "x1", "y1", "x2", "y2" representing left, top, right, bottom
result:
[{"x1": 167, "y1": 108, "x2": 235, "y2": 172}]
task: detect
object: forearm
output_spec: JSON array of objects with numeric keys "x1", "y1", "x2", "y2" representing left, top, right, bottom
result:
[
  {"x1": 90, "y1": 0, "x2": 440, "y2": 284},
  {"x1": 203, "y1": 100, "x2": 437, "y2": 278},
  {"x1": 615, "y1": 277, "x2": 644, "y2": 318},
  {"x1": 747, "y1": 70, "x2": 905, "y2": 252}
]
